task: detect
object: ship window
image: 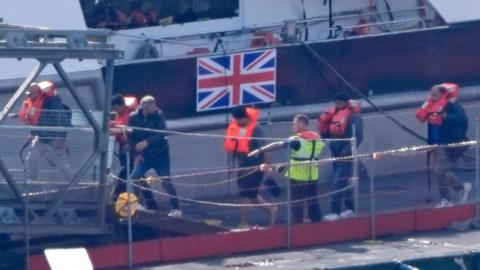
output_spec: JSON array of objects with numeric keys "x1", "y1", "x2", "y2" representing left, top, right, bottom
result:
[{"x1": 81, "y1": 0, "x2": 239, "y2": 30}]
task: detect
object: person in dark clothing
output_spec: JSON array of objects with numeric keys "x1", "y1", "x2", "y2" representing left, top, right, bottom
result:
[
  {"x1": 319, "y1": 92, "x2": 363, "y2": 221},
  {"x1": 20, "y1": 81, "x2": 72, "y2": 181},
  {"x1": 128, "y1": 95, "x2": 181, "y2": 217},
  {"x1": 225, "y1": 106, "x2": 277, "y2": 227},
  {"x1": 110, "y1": 94, "x2": 136, "y2": 202},
  {"x1": 425, "y1": 85, "x2": 471, "y2": 208}
]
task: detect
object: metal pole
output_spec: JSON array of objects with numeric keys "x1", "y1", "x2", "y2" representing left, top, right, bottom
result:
[
  {"x1": 126, "y1": 152, "x2": 133, "y2": 269},
  {"x1": 286, "y1": 144, "x2": 292, "y2": 249},
  {"x1": 351, "y1": 125, "x2": 359, "y2": 213},
  {"x1": 369, "y1": 131, "x2": 376, "y2": 240},
  {"x1": 476, "y1": 119, "x2": 480, "y2": 220},
  {"x1": 24, "y1": 154, "x2": 30, "y2": 270},
  {"x1": 98, "y1": 59, "x2": 115, "y2": 223}
]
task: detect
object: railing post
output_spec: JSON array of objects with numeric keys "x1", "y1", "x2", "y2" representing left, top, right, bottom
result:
[
  {"x1": 351, "y1": 125, "x2": 359, "y2": 213},
  {"x1": 475, "y1": 119, "x2": 480, "y2": 220},
  {"x1": 286, "y1": 144, "x2": 292, "y2": 249},
  {"x1": 369, "y1": 131, "x2": 376, "y2": 240},
  {"x1": 126, "y1": 152, "x2": 133, "y2": 269}
]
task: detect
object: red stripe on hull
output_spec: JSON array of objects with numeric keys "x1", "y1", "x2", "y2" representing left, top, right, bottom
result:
[{"x1": 30, "y1": 205, "x2": 478, "y2": 269}]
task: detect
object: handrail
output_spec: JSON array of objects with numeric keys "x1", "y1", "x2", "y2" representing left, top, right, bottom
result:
[
  {"x1": 295, "y1": 6, "x2": 426, "y2": 25},
  {"x1": 298, "y1": 18, "x2": 426, "y2": 34}
]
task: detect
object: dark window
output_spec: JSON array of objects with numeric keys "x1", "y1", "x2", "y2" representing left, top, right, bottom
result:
[{"x1": 80, "y1": 0, "x2": 239, "y2": 30}]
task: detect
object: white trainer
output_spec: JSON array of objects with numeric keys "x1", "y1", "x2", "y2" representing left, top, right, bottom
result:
[
  {"x1": 324, "y1": 213, "x2": 340, "y2": 221},
  {"x1": 459, "y1": 183, "x2": 472, "y2": 203},
  {"x1": 435, "y1": 199, "x2": 453, "y2": 208},
  {"x1": 340, "y1": 209, "x2": 355, "y2": 219},
  {"x1": 168, "y1": 209, "x2": 183, "y2": 218}
]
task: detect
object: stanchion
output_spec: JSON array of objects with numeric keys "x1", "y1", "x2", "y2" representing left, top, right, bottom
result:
[
  {"x1": 369, "y1": 131, "x2": 376, "y2": 240},
  {"x1": 475, "y1": 119, "x2": 480, "y2": 220},
  {"x1": 286, "y1": 144, "x2": 292, "y2": 249},
  {"x1": 24, "y1": 149, "x2": 30, "y2": 270},
  {"x1": 351, "y1": 125, "x2": 359, "y2": 213},
  {"x1": 126, "y1": 152, "x2": 133, "y2": 269}
]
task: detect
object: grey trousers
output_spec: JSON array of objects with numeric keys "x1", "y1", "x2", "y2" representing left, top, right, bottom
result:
[
  {"x1": 431, "y1": 147, "x2": 464, "y2": 200},
  {"x1": 27, "y1": 137, "x2": 72, "y2": 181}
]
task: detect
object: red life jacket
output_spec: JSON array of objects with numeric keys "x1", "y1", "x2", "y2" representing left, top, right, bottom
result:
[
  {"x1": 110, "y1": 96, "x2": 139, "y2": 144},
  {"x1": 298, "y1": 130, "x2": 321, "y2": 140},
  {"x1": 416, "y1": 83, "x2": 460, "y2": 126},
  {"x1": 19, "y1": 81, "x2": 57, "y2": 126},
  {"x1": 318, "y1": 100, "x2": 360, "y2": 137},
  {"x1": 131, "y1": 10, "x2": 148, "y2": 27},
  {"x1": 224, "y1": 108, "x2": 260, "y2": 154}
]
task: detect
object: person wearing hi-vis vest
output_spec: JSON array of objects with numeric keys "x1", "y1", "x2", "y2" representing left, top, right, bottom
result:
[
  {"x1": 225, "y1": 106, "x2": 278, "y2": 227},
  {"x1": 318, "y1": 92, "x2": 363, "y2": 221},
  {"x1": 249, "y1": 114, "x2": 325, "y2": 223}
]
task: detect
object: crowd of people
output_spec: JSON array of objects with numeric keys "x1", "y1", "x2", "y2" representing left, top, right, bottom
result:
[
  {"x1": 81, "y1": 0, "x2": 239, "y2": 30},
  {"x1": 20, "y1": 81, "x2": 472, "y2": 226}
]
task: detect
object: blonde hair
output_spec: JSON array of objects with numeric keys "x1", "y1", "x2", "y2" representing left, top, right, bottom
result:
[{"x1": 140, "y1": 95, "x2": 156, "y2": 108}]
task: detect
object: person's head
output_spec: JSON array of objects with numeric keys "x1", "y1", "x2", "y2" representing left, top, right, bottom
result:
[
  {"x1": 334, "y1": 92, "x2": 350, "y2": 110},
  {"x1": 231, "y1": 106, "x2": 250, "y2": 127},
  {"x1": 140, "y1": 95, "x2": 158, "y2": 116},
  {"x1": 293, "y1": 114, "x2": 309, "y2": 133},
  {"x1": 430, "y1": 85, "x2": 447, "y2": 102},
  {"x1": 26, "y1": 83, "x2": 42, "y2": 100},
  {"x1": 111, "y1": 94, "x2": 126, "y2": 114}
]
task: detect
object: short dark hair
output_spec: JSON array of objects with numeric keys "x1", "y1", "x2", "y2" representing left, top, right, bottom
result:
[
  {"x1": 294, "y1": 114, "x2": 309, "y2": 125},
  {"x1": 111, "y1": 94, "x2": 125, "y2": 107},
  {"x1": 231, "y1": 106, "x2": 248, "y2": 119},
  {"x1": 334, "y1": 92, "x2": 350, "y2": 102}
]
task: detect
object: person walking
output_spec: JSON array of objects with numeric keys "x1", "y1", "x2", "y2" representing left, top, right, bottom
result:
[
  {"x1": 249, "y1": 114, "x2": 324, "y2": 223},
  {"x1": 416, "y1": 83, "x2": 471, "y2": 207},
  {"x1": 128, "y1": 95, "x2": 181, "y2": 217}
]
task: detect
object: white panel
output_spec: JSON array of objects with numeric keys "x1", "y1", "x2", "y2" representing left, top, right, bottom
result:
[
  {"x1": 428, "y1": 0, "x2": 480, "y2": 23},
  {"x1": 0, "y1": 0, "x2": 101, "y2": 80},
  {"x1": 0, "y1": 0, "x2": 87, "y2": 29},
  {"x1": 243, "y1": 0, "x2": 303, "y2": 27}
]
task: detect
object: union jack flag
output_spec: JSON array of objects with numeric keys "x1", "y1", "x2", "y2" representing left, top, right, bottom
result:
[{"x1": 196, "y1": 49, "x2": 276, "y2": 112}]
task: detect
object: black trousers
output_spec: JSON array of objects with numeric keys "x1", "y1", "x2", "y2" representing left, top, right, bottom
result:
[{"x1": 291, "y1": 180, "x2": 321, "y2": 223}]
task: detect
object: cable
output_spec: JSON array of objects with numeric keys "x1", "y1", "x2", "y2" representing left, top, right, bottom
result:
[{"x1": 301, "y1": 42, "x2": 428, "y2": 142}]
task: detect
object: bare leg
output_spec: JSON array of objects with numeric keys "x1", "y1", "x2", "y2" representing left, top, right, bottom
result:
[
  {"x1": 254, "y1": 195, "x2": 278, "y2": 226},
  {"x1": 240, "y1": 198, "x2": 252, "y2": 226}
]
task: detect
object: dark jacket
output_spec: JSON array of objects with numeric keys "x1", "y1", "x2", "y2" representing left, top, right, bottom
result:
[
  {"x1": 35, "y1": 95, "x2": 69, "y2": 141},
  {"x1": 128, "y1": 109, "x2": 169, "y2": 161},
  {"x1": 324, "y1": 114, "x2": 363, "y2": 157},
  {"x1": 427, "y1": 102, "x2": 468, "y2": 145}
]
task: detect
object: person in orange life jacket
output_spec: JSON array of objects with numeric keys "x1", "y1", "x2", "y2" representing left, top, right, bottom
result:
[
  {"x1": 416, "y1": 85, "x2": 471, "y2": 208},
  {"x1": 249, "y1": 114, "x2": 324, "y2": 223},
  {"x1": 225, "y1": 106, "x2": 278, "y2": 227},
  {"x1": 128, "y1": 96, "x2": 181, "y2": 217},
  {"x1": 319, "y1": 92, "x2": 363, "y2": 221},
  {"x1": 110, "y1": 94, "x2": 138, "y2": 201},
  {"x1": 19, "y1": 81, "x2": 72, "y2": 181}
]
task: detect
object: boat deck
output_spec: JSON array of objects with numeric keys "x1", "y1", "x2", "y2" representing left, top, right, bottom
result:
[{"x1": 143, "y1": 225, "x2": 480, "y2": 270}]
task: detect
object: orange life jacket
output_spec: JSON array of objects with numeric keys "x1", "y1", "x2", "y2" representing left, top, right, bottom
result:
[
  {"x1": 19, "y1": 81, "x2": 57, "y2": 126},
  {"x1": 416, "y1": 83, "x2": 460, "y2": 126},
  {"x1": 110, "y1": 96, "x2": 139, "y2": 144},
  {"x1": 131, "y1": 10, "x2": 148, "y2": 27},
  {"x1": 224, "y1": 108, "x2": 260, "y2": 154},
  {"x1": 318, "y1": 100, "x2": 361, "y2": 137},
  {"x1": 298, "y1": 130, "x2": 321, "y2": 140}
]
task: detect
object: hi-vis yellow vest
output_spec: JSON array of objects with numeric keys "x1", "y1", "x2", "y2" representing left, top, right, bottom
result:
[{"x1": 287, "y1": 131, "x2": 325, "y2": 181}]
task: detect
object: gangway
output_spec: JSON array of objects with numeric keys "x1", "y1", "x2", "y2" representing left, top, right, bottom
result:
[{"x1": 0, "y1": 25, "x2": 121, "y2": 236}]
